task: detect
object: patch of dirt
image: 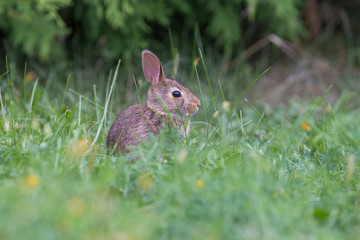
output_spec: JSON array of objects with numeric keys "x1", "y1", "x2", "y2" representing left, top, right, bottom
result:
[{"x1": 248, "y1": 56, "x2": 340, "y2": 107}]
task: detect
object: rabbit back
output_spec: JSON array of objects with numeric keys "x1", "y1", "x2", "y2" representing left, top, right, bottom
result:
[{"x1": 106, "y1": 104, "x2": 163, "y2": 153}]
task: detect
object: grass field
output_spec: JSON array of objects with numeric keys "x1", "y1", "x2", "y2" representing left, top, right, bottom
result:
[{"x1": 1, "y1": 57, "x2": 360, "y2": 240}]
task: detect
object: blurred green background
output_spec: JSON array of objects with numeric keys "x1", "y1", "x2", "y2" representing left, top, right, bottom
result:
[
  {"x1": 1, "y1": 0, "x2": 307, "y2": 62},
  {"x1": 1, "y1": 0, "x2": 359, "y2": 67},
  {"x1": 2, "y1": 0, "x2": 360, "y2": 107}
]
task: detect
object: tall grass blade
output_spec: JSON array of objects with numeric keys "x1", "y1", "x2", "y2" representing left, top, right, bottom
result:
[
  {"x1": 199, "y1": 49, "x2": 216, "y2": 111},
  {"x1": 94, "y1": 84, "x2": 100, "y2": 122},
  {"x1": 62, "y1": 74, "x2": 71, "y2": 106},
  {"x1": 194, "y1": 62, "x2": 208, "y2": 139},
  {"x1": 0, "y1": 92, "x2": 6, "y2": 121},
  {"x1": 78, "y1": 95, "x2": 82, "y2": 126},
  {"x1": 90, "y1": 60, "x2": 121, "y2": 151},
  {"x1": 29, "y1": 79, "x2": 38, "y2": 118},
  {"x1": 231, "y1": 67, "x2": 271, "y2": 108},
  {"x1": 23, "y1": 62, "x2": 27, "y2": 102},
  {"x1": 6, "y1": 55, "x2": 12, "y2": 116}
]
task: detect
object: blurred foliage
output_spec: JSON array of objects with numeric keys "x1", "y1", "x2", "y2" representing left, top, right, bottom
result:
[
  {"x1": 1, "y1": 0, "x2": 360, "y2": 68},
  {"x1": 0, "y1": 0, "x2": 72, "y2": 60},
  {"x1": 0, "y1": 0, "x2": 306, "y2": 65}
]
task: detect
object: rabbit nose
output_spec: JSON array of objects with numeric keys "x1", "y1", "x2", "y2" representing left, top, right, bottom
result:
[{"x1": 196, "y1": 98, "x2": 201, "y2": 107}]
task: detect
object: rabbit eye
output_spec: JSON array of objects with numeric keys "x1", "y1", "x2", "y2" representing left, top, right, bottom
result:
[{"x1": 172, "y1": 91, "x2": 181, "y2": 98}]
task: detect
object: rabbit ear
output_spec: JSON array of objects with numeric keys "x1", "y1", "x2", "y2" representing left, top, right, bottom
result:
[{"x1": 142, "y1": 50, "x2": 164, "y2": 85}]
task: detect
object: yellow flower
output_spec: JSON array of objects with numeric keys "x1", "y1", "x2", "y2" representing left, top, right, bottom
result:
[
  {"x1": 300, "y1": 122, "x2": 310, "y2": 132},
  {"x1": 137, "y1": 79, "x2": 143, "y2": 87},
  {"x1": 325, "y1": 104, "x2": 332, "y2": 113},
  {"x1": 25, "y1": 71, "x2": 36, "y2": 82},
  {"x1": 26, "y1": 174, "x2": 39, "y2": 187},
  {"x1": 19, "y1": 174, "x2": 40, "y2": 193},
  {"x1": 108, "y1": 232, "x2": 132, "y2": 240},
  {"x1": 193, "y1": 57, "x2": 201, "y2": 66},
  {"x1": 75, "y1": 138, "x2": 90, "y2": 155},
  {"x1": 197, "y1": 179, "x2": 205, "y2": 188},
  {"x1": 345, "y1": 155, "x2": 355, "y2": 184},
  {"x1": 67, "y1": 197, "x2": 86, "y2": 217},
  {"x1": 67, "y1": 138, "x2": 90, "y2": 158},
  {"x1": 137, "y1": 174, "x2": 154, "y2": 191}
]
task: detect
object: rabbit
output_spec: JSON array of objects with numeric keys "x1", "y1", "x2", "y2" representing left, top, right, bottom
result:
[{"x1": 107, "y1": 50, "x2": 201, "y2": 154}]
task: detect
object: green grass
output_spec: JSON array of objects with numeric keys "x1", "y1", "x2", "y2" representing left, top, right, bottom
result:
[{"x1": 0, "y1": 59, "x2": 360, "y2": 240}]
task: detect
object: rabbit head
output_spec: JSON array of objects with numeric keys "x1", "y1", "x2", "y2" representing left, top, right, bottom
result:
[{"x1": 142, "y1": 50, "x2": 200, "y2": 118}]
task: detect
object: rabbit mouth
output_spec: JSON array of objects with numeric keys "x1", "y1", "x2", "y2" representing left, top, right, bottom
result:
[
  {"x1": 177, "y1": 107, "x2": 199, "y2": 117},
  {"x1": 170, "y1": 112, "x2": 187, "y2": 118},
  {"x1": 170, "y1": 112, "x2": 195, "y2": 119},
  {"x1": 189, "y1": 105, "x2": 200, "y2": 115},
  {"x1": 189, "y1": 107, "x2": 199, "y2": 115},
  {"x1": 190, "y1": 111, "x2": 198, "y2": 116}
]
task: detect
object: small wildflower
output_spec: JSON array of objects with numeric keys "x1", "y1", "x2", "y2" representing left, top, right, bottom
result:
[
  {"x1": 177, "y1": 149, "x2": 188, "y2": 164},
  {"x1": 300, "y1": 122, "x2": 310, "y2": 132},
  {"x1": 222, "y1": 101, "x2": 231, "y2": 112},
  {"x1": 25, "y1": 71, "x2": 36, "y2": 82},
  {"x1": 31, "y1": 119, "x2": 40, "y2": 130},
  {"x1": 137, "y1": 79, "x2": 143, "y2": 87},
  {"x1": 137, "y1": 174, "x2": 154, "y2": 191},
  {"x1": 68, "y1": 138, "x2": 90, "y2": 158},
  {"x1": 76, "y1": 139, "x2": 89, "y2": 153},
  {"x1": 4, "y1": 121, "x2": 10, "y2": 132},
  {"x1": 325, "y1": 105, "x2": 332, "y2": 113},
  {"x1": 4, "y1": 121, "x2": 20, "y2": 131},
  {"x1": 87, "y1": 145, "x2": 98, "y2": 173},
  {"x1": 345, "y1": 155, "x2": 355, "y2": 184},
  {"x1": 109, "y1": 232, "x2": 131, "y2": 240},
  {"x1": 26, "y1": 174, "x2": 39, "y2": 187},
  {"x1": 43, "y1": 123, "x2": 52, "y2": 136},
  {"x1": 213, "y1": 110, "x2": 220, "y2": 118},
  {"x1": 22, "y1": 138, "x2": 30, "y2": 149},
  {"x1": 67, "y1": 197, "x2": 86, "y2": 217},
  {"x1": 193, "y1": 57, "x2": 201, "y2": 66},
  {"x1": 197, "y1": 179, "x2": 205, "y2": 188},
  {"x1": 19, "y1": 174, "x2": 40, "y2": 193}
]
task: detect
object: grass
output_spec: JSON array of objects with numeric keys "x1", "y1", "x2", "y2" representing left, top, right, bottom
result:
[{"x1": 0, "y1": 57, "x2": 360, "y2": 240}]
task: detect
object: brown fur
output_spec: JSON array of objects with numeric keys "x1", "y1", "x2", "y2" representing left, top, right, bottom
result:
[{"x1": 107, "y1": 50, "x2": 200, "y2": 154}]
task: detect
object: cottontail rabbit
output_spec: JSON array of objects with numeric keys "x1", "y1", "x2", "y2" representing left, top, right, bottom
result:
[{"x1": 107, "y1": 50, "x2": 201, "y2": 154}]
